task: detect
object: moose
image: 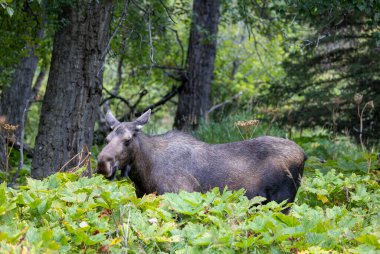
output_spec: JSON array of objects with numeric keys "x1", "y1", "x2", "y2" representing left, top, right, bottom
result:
[{"x1": 97, "y1": 109, "x2": 307, "y2": 206}]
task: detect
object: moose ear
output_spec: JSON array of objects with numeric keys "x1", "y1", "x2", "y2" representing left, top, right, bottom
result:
[
  {"x1": 105, "y1": 110, "x2": 120, "y2": 129},
  {"x1": 135, "y1": 109, "x2": 151, "y2": 130}
]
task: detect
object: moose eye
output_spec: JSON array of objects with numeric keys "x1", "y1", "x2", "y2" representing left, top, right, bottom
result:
[{"x1": 123, "y1": 139, "x2": 131, "y2": 146}]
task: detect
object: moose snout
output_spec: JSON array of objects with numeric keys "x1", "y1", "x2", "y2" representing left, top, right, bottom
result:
[{"x1": 97, "y1": 154, "x2": 117, "y2": 178}]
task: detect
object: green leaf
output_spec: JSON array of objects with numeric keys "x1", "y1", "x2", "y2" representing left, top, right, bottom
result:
[
  {"x1": 356, "y1": 234, "x2": 380, "y2": 248},
  {"x1": 274, "y1": 213, "x2": 300, "y2": 227},
  {"x1": 37, "y1": 198, "x2": 52, "y2": 215},
  {"x1": 0, "y1": 183, "x2": 7, "y2": 215},
  {"x1": 6, "y1": 6, "x2": 13, "y2": 16}
]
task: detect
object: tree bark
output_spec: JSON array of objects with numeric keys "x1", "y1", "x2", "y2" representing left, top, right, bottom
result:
[
  {"x1": 32, "y1": 0, "x2": 113, "y2": 179},
  {"x1": 0, "y1": 1, "x2": 47, "y2": 173},
  {"x1": 174, "y1": 0, "x2": 220, "y2": 131},
  {"x1": 0, "y1": 53, "x2": 38, "y2": 171}
]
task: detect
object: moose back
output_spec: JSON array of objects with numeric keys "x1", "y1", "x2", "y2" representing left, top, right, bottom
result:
[{"x1": 97, "y1": 110, "x2": 307, "y2": 205}]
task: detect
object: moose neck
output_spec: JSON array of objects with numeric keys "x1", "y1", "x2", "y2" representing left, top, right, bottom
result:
[{"x1": 128, "y1": 132, "x2": 156, "y2": 194}]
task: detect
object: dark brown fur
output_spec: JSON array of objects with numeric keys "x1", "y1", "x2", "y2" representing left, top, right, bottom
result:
[{"x1": 97, "y1": 110, "x2": 307, "y2": 205}]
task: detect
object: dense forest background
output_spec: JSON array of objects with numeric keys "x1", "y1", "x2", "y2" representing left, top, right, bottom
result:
[{"x1": 0, "y1": 0, "x2": 379, "y2": 180}]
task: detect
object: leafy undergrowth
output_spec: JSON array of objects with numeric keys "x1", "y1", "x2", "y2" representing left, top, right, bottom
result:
[{"x1": 0, "y1": 167, "x2": 379, "y2": 254}]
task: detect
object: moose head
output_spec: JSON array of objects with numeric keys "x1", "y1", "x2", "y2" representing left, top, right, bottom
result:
[{"x1": 96, "y1": 109, "x2": 151, "y2": 178}]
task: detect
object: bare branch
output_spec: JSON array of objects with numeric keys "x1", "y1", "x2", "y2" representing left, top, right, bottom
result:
[
  {"x1": 170, "y1": 28, "x2": 185, "y2": 67},
  {"x1": 130, "y1": 0, "x2": 147, "y2": 14},
  {"x1": 138, "y1": 85, "x2": 181, "y2": 115},
  {"x1": 101, "y1": 87, "x2": 132, "y2": 109},
  {"x1": 205, "y1": 91, "x2": 245, "y2": 123},
  {"x1": 158, "y1": 0, "x2": 176, "y2": 24},
  {"x1": 6, "y1": 140, "x2": 34, "y2": 158},
  {"x1": 147, "y1": 12, "x2": 155, "y2": 65},
  {"x1": 98, "y1": 0, "x2": 130, "y2": 77},
  {"x1": 252, "y1": 32, "x2": 275, "y2": 80},
  {"x1": 9, "y1": 98, "x2": 29, "y2": 187},
  {"x1": 132, "y1": 89, "x2": 148, "y2": 109},
  {"x1": 207, "y1": 91, "x2": 245, "y2": 114}
]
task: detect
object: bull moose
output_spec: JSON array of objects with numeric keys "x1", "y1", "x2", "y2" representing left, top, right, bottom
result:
[{"x1": 97, "y1": 109, "x2": 307, "y2": 206}]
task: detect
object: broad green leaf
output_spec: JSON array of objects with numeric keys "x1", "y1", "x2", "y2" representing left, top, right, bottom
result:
[{"x1": 356, "y1": 234, "x2": 380, "y2": 248}]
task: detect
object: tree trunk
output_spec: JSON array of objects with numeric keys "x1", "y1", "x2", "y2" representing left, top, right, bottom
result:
[
  {"x1": 0, "y1": 53, "x2": 38, "y2": 171},
  {"x1": 174, "y1": 0, "x2": 220, "y2": 131},
  {"x1": 32, "y1": 1, "x2": 113, "y2": 179},
  {"x1": 0, "y1": 1, "x2": 46, "y2": 174}
]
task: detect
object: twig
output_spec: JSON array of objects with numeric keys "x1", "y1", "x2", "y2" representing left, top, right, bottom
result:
[
  {"x1": 98, "y1": 0, "x2": 130, "y2": 77},
  {"x1": 252, "y1": 33, "x2": 274, "y2": 80},
  {"x1": 147, "y1": 12, "x2": 155, "y2": 65},
  {"x1": 58, "y1": 151, "x2": 83, "y2": 172},
  {"x1": 158, "y1": 0, "x2": 175, "y2": 24},
  {"x1": 170, "y1": 28, "x2": 184, "y2": 67},
  {"x1": 130, "y1": 0, "x2": 147, "y2": 14},
  {"x1": 131, "y1": 89, "x2": 148, "y2": 109},
  {"x1": 242, "y1": 0, "x2": 252, "y2": 38},
  {"x1": 101, "y1": 87, "x2": 132, "y2": 109},
  {"x1": 9, "y1": 99, "x2": 29, "y2": 187},
  {"x1": 207, "y1": 91, "x2": 244, "y2": 114},
  {"x1": 58, "y1": 145, "x2": 91, "y2": 174},
  {"x1": 5, "y1": 140, "x2": 34, "y2": 158}
]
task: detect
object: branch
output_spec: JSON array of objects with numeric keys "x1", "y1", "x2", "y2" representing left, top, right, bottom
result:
[
  {"x1": 138, "y1": 85, "x2": 181, "y2": 115},
  {"x1": 130, "y1": 0, "x2": 147, "y2": 14},
  {"x1": 158, "y1": 0, "x2": 175, "y2": 23},
  {"x1": 4, "y1": 139, "x2": 34, "y2": 158},
  {"x1": 170, "y1": 28, "x2": 185, "y2": 67},
  {"x1": 132, "y1": 89, "x2": 148, "y2": 109},
  {"x1": 147, "y1": 12, "x2": 155, "y2": 65},
  {"x1": 101, "y1": 87, "x2": 132, "y2": 109},
  {"x1": 252, "y1": 32, "x2": 274, "y2": 80},
  {"x1": 207, "y1": 91, "x2": 245, "y2": 114}
]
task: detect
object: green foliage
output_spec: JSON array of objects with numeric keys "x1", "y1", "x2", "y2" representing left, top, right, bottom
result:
[
  {"x1": 212, "y1": 24, "x2": 288, "y2": 110},
  {"x1": 265, "y1": 0, "x2": 380, "y2": 143},
  {"x1": 0, "y1": 172, "x2": 377, "y2": 253},
  {"x1": 0, "y1": 0, "x2": 13, "y2": 16},
  {"x1": 103, "y1": 0, "x2": 190, "y2": 119},
  {"x1": 1, "y1": 134, "x2": 379, "y2": 253}
]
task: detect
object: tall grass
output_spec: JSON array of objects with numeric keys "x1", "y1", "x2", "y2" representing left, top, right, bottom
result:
[{"x1": 194, "y1": 113, "x2": 286, "y2": 144}]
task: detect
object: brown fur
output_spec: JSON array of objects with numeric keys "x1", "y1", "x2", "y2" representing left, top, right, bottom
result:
[{"x1": 97, "y1": 110, "x2": 307, "y2": 205}]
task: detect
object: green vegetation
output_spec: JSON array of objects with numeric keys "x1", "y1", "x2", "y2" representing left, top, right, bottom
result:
[
  {"x1": 0, "y1": 1, "x2": 379, "y2": 252},
  {"x1": 0, "y1": 119, "x2": 379, "y2": 253}
]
